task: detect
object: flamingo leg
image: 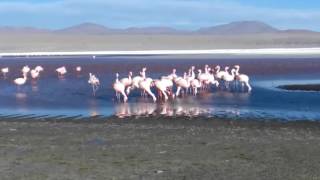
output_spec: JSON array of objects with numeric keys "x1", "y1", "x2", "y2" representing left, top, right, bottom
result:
[{"x1": 176, "y1": 86, "x2": 181, "y2": 97}]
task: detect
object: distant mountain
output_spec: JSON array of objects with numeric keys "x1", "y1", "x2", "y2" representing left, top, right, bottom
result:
[
  {"x1": 196, "y1": 21, "x2": 279, "y2": 34},
  {"x1": 54, "y1": 22, "x2": 118, "y2": 34},
  {"x1": 123, "y1": 27, "x2": 182, "y2": 34},
  {"x1": 55, "y1": 23, "x2": 183, "y2": 34},
  {"x1": 0, "y1": 21, "x2": 318, "y2": 35}
]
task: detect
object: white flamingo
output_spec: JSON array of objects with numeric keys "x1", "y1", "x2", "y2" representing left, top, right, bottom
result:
[
  {"x1": 120, "y1": 71, "x2": 133, "y2": 94},
  {"x1": 56, "y1": 66, "x2": 67, "y2": 77},
  {"x1": 30, "y1": 69, "x2": 40, "y2": 79},
  {"x1": 22, "y1": 65, "x2": 30, "y2": 75},
  {"x1": 234, "y1": 65, "x2": 252, "y2": 92},
  {"x1": 154, "y1": 79, "x2": 171, "y2": 101},
  {"x1": 190, "y1": 79, "x2": 202, "y2": 96},
  {"x1": 215, "y1": 66, "x2": 229, "y2": 80},
  {"x1": 126, "y1": 68, "x2": 147, "y2": 95},
  {"x1": 35, "y1": 66, "x2": 44, "y2": 72},
  {"x1": 175, "y1": 72, "x2": 191, "y2": 97},
  {"x1": 1, "y1": 67, "x2": 9, "y2": 78},
  {"x1": 139, "y1": 77, "x2": 157, "y2": 102},
  {"x1": 88, "y1": 73, "x2": 100, "y2": 96},
  {"x1": 76, "y1": 66, "x2": 82, "y2": 72},
  {"x1": 222, "y1": 68, "x2": 236, "y2": 90},
  {"x1": 14, "y1": 72, "x2": 27, "y2": 89},
  {"x1": 113, "y1": 73, "x2": 128, "y2": 102},
  {"x1": 165, "y1": 68, "x2": 178, "y2": 80}
]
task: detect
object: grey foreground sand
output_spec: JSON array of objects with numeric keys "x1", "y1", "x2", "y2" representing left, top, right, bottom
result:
[{"x1": 0, "y1": 115, "x2": 320, "y2": 180}]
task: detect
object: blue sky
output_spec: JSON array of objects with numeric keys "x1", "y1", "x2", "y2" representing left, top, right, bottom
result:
[{"x1": 0, "y1": 0, "x2": 319, "y2": 30}]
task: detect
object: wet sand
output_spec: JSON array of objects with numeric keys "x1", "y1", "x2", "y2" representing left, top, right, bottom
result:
[{"x1": 0, "y1": 115, "x2": 320, "y2": 180}]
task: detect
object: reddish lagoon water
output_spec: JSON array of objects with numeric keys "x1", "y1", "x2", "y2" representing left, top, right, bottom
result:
[{"x1": 0, "y1": 55, "x2": 320, "y2": 121}]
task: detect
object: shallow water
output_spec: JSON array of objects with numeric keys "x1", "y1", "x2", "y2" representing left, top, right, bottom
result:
[{"x1": 0, "y1": 55, "x2": 320, "y2": 121}]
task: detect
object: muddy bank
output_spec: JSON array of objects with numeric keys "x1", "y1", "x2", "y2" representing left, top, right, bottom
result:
[{"x1": 0, "y1": 116, "x2": 320, "y2": 180}]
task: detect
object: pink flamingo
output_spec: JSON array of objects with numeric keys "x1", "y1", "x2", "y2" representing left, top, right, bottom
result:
[
  {"x1": 234, "y1": 65, "x2": 252, "y2": 91},
  {"x1": 1, "y1": 67, "x2": 9, "y2": 78},
  {"x1": 14, "y1": 72, "x2": 28, "y2": 89},
  {"x1": 35, "y1": 66, "x2": 44, "y2": 72},
  {"x1": 222, "y1": 68, "x2": 236, "y2": 90},
  {"x1": 154, "y1": 79, "x2": 171, "y2": 101},
  {"x1": 113, "y1": 73, "x2": 128, "y2": 102},
  {"x1": 120, "y1": 71, "x2": 133, "y2": 94},
  {"x1": 190, "y1": 79, "x2": 202, "y2": 96},
  {"x1": 30, "y1": 69, "x2": 40, "y2": 79},
  {"x1": 88, "y1": 73, "x2": 100, "y2": 96},
  {"x1": 21, "y1": 65, "x2": 30, "y2": 75},
  {"x1": 175, "y1": 72, "x2": 191, "y2": 97},
  {"x1": 126, "y1": 68, "x2": 147, "y2": 95},
  {"x1": 139, "y1": 77, "x2": 157, "y2": 102},
  {"x1": 76, "y1": 66, "x2": 82, "y2": 72},
  {"x1": 56, "y1": 66, "x2": 67, "y2": 77}
]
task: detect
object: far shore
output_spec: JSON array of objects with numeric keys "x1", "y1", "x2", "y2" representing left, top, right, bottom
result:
[{"x1": 1, "y1": 47, "x2": 320, "y2": 57}]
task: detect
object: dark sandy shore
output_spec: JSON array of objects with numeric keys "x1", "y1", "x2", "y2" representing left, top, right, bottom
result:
[{"x1": 0, "y1": 115, "x2": 320, "y2": 180}]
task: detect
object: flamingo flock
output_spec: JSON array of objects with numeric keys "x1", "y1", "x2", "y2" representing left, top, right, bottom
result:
[
  {"x1": 112, "y1": 65, "x2": 251, "y2": 102},
  {"x1": 0, "y1": 64, "x2": 252, "y2": 102}
]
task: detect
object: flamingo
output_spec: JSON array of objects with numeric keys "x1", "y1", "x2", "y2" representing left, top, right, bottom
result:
[
  {"x1": 76, "y1": 66, "x2": 82, "y2": 72},
  {"x1": 56, "y1": 66, "x2": 67, "y2": 77},
  {"x1": 190, "y1": 79, "x2": 202, "y2": 96},
  {"x1": 234, "y1": 65, "x2": 252, "y2": 92},
  {"x1": 206, "y1": 68, "x2": 219, "y2": 88},
  {"x1": 34, "y1": 66, "x2": 44, "y2": 72},
  {"x1": 175, "y1": 72, "x2": 191, "y2": 97},
  {"x1": 14, "y1": 72, "x2": 27, "y2": 88},
  {"x1": 88, "y1": 73, "x2": 100, "y2": 96},
  {"x1": 139, "y1": 77, "x2": 157, "y2": 102},
  {"x1": 154, "y1": 79, "x2": 171, "y2": 101},
  {"x1": 22, "y1": 65, "x2": 30, "y2": 75},
  {"x1": 222, "y1": 68, "x2": 236, "y2": 90},
  {"x1": 215, "y1": 66, "x2": 229, "y2": 80},
  {"x1": 120, "y1": 71, "x2": 133, "y2": 94},
  {"x1": 165, "y1": 68, "x2": 178, "y2": 80},
  {"x1": 197, "y1": 69, "x2": 209, "y2": 89},
  {"x1": 113, "y1": 73, "x2": 128, "y2": 102},
  {"x1": 30, "y1": 69, "x2": 40, "y2": 79},
  {"x1": 1, "y1": 67, "x2": 9, "y2": 78},
  {"x1": 126, "y1": 68, "x2": 147, "y2": 95}
]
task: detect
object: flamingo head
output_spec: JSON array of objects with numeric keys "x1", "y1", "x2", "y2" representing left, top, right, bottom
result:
[
  {"x1": 198, "y1": 69, "x2": 202, "y2": 73},
  {"x1": 191, "y1": 66, "x2": 195, "y2": 70},
  {"x1": 215, "y1": 65, "x2": 220, "y2": 69},
  {"x1": 172, "y1": 69, "x2": 176, "y2": 73},
  {"x1": 234, "y1": 65, "x2": 240, "y2": 69},
  {"x1": 129, "y1": 71, "x2": 133, "y2": 76},
  {"x1": 142, "y1": 67, "x2": 147, "y2": 72},
  {"x1": 116, "y1": 73, "x2": 119, "y2": 78},
  {"x1": 225, "y1": 66, "x2": 229, "y2": 71}
]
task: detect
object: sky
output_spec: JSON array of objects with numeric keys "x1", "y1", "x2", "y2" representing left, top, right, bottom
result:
[{"x1": 0, "y1": 0, "x2": 319, "y2": 30}]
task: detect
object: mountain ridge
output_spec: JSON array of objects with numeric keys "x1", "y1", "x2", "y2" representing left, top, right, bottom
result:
[{"x1": 0, "y1": 21, "x2": 318, "y2": 35}]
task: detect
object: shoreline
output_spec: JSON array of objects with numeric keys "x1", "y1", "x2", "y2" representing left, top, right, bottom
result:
[
  {"x1": 1, "y1": 115, "x2": 320, "y2": 179},
  {"x1": 1, "y1": 47, "x2": 320, "y2": 57}
]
